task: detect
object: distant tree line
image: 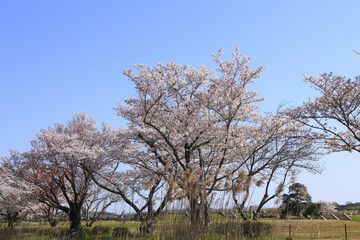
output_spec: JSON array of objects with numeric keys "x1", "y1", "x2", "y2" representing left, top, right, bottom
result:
[{"x1": 335, "y1": 202, "x2": 360, "y2": 211}]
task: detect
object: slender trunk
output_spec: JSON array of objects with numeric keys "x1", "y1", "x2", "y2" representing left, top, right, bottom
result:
[
  {"x1": 138, "y1": 189, "x2": 172, "y2": 234},
  {"x1": 48, "y1": 216, "x2": 58, "y2": 227},
  {"x1": 85, "y1": 208, "x2": 92, "y2": 227},
  {"x1": 252, "y1": 194, "x2": 268, "y2": 220},
  {"x1": 253, "y1": 194, "x2": 277, "y2": 220},
  {"x1": 240, "y1": 210, "x2": 248, "y2": 220},
  {"x1": 252, "y1": 211, "x2": 261, "y2": 220},
  {"x1": 233, "y1": 180, "x2": 252, "y2": 220},
  {"x1": 203, "y1": 203, "x2": 210, "y2": 227}
]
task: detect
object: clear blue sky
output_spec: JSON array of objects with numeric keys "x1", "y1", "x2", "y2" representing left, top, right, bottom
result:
[{"x1": 1, "y1": 0, "x2": 359, "y2": 206}]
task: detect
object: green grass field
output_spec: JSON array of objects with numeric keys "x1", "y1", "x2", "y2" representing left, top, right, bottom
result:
[{"x1": 1, "y1": 217, "x2": 360, "y2": 239}]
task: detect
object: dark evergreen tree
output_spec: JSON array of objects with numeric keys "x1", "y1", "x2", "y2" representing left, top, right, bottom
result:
[{"x1": 281, "y1": 183, "x2": 313, "y2": 218}]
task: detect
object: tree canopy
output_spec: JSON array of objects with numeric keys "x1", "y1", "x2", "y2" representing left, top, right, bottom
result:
[
  {"x1": 285, "y1": 72, "x2": 360, "y2": 154},
  {"x1": 281, "y1": 183, "x2": 317, "y2": 218},
  {"x1": 0, "y1": 48, "x2": 323, "y2": 233}
]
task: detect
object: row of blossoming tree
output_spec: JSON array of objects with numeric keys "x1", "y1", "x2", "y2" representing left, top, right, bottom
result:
[{"x1": 1, "y1": 48, "x2": 358, "y2": 234}]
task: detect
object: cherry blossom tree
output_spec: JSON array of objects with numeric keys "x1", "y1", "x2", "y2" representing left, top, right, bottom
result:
[
  {"x1": 0, "y1": 187, "x2": 29, "y2": 228},
  {"x1": 0, "y1": 160, "x2": 34, "y2": 228},
  {"x1": 285, "y1": 72, "x2": 360, "y2": 153},
  {"x1": 2, "y1": 113, "x2": 115, "y2": 233},
  {"x1": 86, "y1": 141, "x2": 175, "y2": 234},
  {"x1": 34, "y1": 203, "x2": 60, "y2": 227},
  {"x1": 82, "y1": 183, "x2": 120, "y2": 227},
  {"x1": 317, "y1": 200, "x2": 336, "y2": 212},
  {"x1": 228, "y1": 113, "x2": 320, "y2": 220},
  {"x1": 116, "y1": 48, "x2": 266, "y2": 228}
]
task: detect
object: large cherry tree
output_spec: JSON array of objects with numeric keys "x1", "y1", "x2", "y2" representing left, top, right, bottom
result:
[{"x1": 116, "y1": 48, "x2": 266, "y2": 228}]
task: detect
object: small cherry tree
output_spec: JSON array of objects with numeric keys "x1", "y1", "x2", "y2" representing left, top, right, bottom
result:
[
  {"x1": 82, "y1": 183, "x2": 120, "y2": 227},
  {"x1": 3, "y1": 113, "x2": 115, "y2": 233},
  {"x1": 229, "y1": 113, "x2": 320, "y2": 220},
  {"x1": 34, "y1": 203, "x2": 60, "y2": 227},
  {"x1": 317, "y1": 200, "x2": 336, "y2": 212},
  {"x1": 86, "y1": 133, "x2": 175, "y2": 234},
  {"x1": 0, "y1": 161, "x2": 34, "y2": 228}
]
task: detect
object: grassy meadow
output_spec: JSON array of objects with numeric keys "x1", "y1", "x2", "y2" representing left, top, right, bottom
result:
[{"x1": 1, "y1": 215, "x2": 360, "y2": 239}]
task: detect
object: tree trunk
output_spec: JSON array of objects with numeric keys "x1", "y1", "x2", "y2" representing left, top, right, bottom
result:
[
  {"x1": 48, "y1": 216, "x2": 58, "y2": 227},
  {"x1": 204, "y1": 204, "x2": 210, "y2": 227},
  {"x1": 189, "y1": 198, "x2": 200, "y2": 226},
  {"x1": 6, "y1": 213, "x2": 18, "y2": 228},
  {"x1": 68, "y1": 207, "x2": 82, "y2": 233},
  {"x1": 84, "y1": 210, "x2": 92, "y2": 227},
  {"x1": 252, "y1": 211, "x2": 261, "y2": 220},
  {"x1": 7, "y1": 216, "x2": 15, "y2": 228},
  {"x1": 234, "y1": 177, "x2": 252, "y2": 221},
  {"x1": 240, "y1": 210, "x2": 249, "y2": 220},
  {"x1": 188, "y1": 198, "x2": 210, "y2": 231},
  {"x1": 139, "y1": 216, "x2": 156, "y2": 234}
]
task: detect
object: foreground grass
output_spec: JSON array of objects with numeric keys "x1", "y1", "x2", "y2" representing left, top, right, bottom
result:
[
  {"x1": 0, "y1": 220, "x2": 142, "y2": 240},
  {"x1": 0, "y1": 218, "x2": 360, "y2": 239}
]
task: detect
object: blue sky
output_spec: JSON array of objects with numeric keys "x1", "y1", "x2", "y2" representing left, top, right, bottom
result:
[{"x1": 1, "y1": 0, "x2": 359, "y2": 206}]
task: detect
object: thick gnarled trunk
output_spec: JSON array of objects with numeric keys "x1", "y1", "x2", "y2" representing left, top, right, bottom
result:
[
  {"x1": 7, "y1": 216, "x2": 15, "y2": 228},
  {"x1": 68, "y1": 206, "x2": 82, "y2": 233},
  {"x1": 6, "y1": 212, "x2": 19, "y2": 228}
]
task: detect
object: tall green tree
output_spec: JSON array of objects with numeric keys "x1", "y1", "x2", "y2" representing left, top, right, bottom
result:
[{"x1": 281, "y1": 183, "x2": 312, "y2": 218}]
